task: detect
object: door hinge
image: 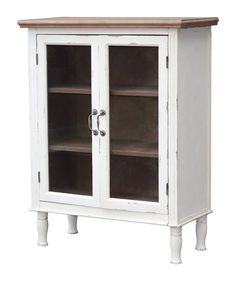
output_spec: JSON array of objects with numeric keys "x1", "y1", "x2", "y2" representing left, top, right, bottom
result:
[
  {"x1": 166, "y1": 56, "x2": 169, "y2": 68},
  {"x1": 166, "y1": 182, "x2": 169, "y2": 196},
  {"x1": 38, "y1": 171, "x2": 41, "y2": 183},
  {"x1": 36, "y1": 53, "x2": 38, "y2": 65}
]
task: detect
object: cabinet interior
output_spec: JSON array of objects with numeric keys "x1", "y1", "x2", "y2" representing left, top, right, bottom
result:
[
  {"x1": 109, "y1": 46, "x2": 159, "y2": 202},
  {"x1": 47, "y1": 44, "x2": 159, "y2": 202},
  {"x1": 49, "y1": 152, "x2": 92, "y2": 195}
]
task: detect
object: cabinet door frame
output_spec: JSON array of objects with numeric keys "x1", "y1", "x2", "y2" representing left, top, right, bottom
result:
[
  {"x1": 98, "y1": 35, "x2": 169, "y2": 214},
  {"x1": 36, "y1": 35, "x2": 101, "y2": 207}
]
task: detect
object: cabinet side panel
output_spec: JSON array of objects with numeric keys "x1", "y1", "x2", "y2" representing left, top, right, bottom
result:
[
  {"x1": 28, "y1": 29, "x2": 40, "y2": 209},
  {"x1": 177, "y1": 27, "x2": 211, "y2": 224},
  {"x1": 168, "y1": 29, "x2": 178, "y2": 226}
]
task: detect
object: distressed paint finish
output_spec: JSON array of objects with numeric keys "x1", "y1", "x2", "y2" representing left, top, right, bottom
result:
[
  {"x1": 36, "y1": 34, "x2": 168, "y2": 214},
  {"x1": 167, "y1": 29, "x2": 178, "y2": 226},
  {"x1": 97, "y1": 35, "x2": 168, "y2": 214},
  {"x1": 168, "y1": 27, "x2": 212, "y2": 227},
  {"x1": 176, "y1": 27, "x2": 212, "y2": 225},
  {"x1": 37, "y1": 35, "x2": 100, "y2": 208},
  {"x1": 38, "y1": 201, "x2": 169, "y2": 225},
  {"x1": 29, "y1": 29, "x2": 40, "y2": 210}
]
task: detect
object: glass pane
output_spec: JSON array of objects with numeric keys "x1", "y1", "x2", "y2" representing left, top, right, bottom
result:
[
  {"x1": 109, "y1": 46, "x2": 159, "y2": 202},
  {"x1": 47, "y1": 45, "x2": 92, "y2": 195}
]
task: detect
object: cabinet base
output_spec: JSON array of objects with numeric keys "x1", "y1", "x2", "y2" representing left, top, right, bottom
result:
[{"x1": 34, "y1": 207, "x2": 209, "y2": 263}]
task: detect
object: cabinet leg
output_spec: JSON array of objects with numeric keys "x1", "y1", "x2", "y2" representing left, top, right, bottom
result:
[
  {"x1": 68, "y1": 215, "x2": 78, "y2": 234},
  {"x1": 37, "y1": 212, "x2": 48, "y2": 246},
  {"x1": 170, "y1": 226, "x2": 182, "y2": 264},
  {"x1": 195, "y1": 215, "x2": 207, "y2": 251}
]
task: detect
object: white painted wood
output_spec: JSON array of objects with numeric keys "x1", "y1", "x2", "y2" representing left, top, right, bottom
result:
[
  {"x1": 174, "y1": 209, "x2": 212, "y2": 227},
  {"x1": 36, "y1": 35, "x2": 101, "y2": 207},
  {"x1": 37, "y1": 211, "x2": 48, "y2": 246},
  {"x1": 195, "y1": 214, "x2": 207, "y2": 251},
  {"x1": 167, "y1": 29, "x2": 179, "y2": 226},
  {"x1": 176, "y1": 27, "x2": 212, "y2": 225},
  {"x1": 28, "y1": 29, "x2": 40, "y2": 210},
  {"x1": 96, "y1": 36, "x2": 110, "y2": 215},
  {"x1": 98, "y1": 35, "x2": 168, "y2": 214},
  {"x1": 68, "y1": 215, "x2": 78, "y2": 234},
  {"x1": 34, "y1": 27, "x2": 169, "y2": 35},
  {"x1": 91, "y1": 42, "x2": 101, "y2": 208},
  {"x1": 36, "y1": 34, "x2": 168, "y2": 214},
  {"x1": 170, "y1": 226, "x2": 182, "y2": 264},
  {"x1": 168, "y1": 28, "x2": 212, "y2": 227},
  {"x1": 36, "y1": 202, "x2": 168, "y2": 225}
]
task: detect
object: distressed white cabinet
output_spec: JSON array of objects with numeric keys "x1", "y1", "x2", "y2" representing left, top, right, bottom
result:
[{"x1": 18, "y1": 17, "x2": 218, "y2": 263}]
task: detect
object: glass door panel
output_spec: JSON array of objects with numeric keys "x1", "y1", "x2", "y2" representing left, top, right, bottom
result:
[
  {"x1": 47, "y1": 45, "x2": 92, "y2": 196},
  {"x1": 109, "y1": 46, "x2": 159, "y2": 203}
]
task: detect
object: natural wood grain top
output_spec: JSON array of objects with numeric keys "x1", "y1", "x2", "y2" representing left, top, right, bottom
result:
[{"x1": 18, "y1": 17, "x2": 219, "y2": 29}]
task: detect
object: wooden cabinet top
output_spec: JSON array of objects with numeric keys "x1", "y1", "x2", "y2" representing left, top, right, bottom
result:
[{"x1": 18, "y1": 17, "x2": 219, "y2": 29}]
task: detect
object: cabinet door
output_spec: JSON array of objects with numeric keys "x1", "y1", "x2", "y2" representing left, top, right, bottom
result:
[
  {"x1": 37, "y1": 35, "x2": 100, "y2": 207},
  {"x1": 99, "y1": 36, "x2": 168, "y2": 213}
]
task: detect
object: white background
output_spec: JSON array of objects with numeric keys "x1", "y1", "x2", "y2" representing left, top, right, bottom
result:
[{"x1": 0, "y1": 1, "x2": 234, "y2": 280}]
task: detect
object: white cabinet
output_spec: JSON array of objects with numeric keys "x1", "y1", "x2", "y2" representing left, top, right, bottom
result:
[{"x1": 18, "y1": 17, "x2": 218, "y2": 263}]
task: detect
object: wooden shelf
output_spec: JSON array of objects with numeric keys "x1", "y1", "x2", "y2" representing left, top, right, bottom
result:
[
  {"x1": 49, "y1": 139, "x2": 92, "y2": 153},
  {"x1": 48, "y1": 85, "x2": 158, "y2": 97},
  {"x1": 49, "y1": 139, "x2": 158, "y2": 158},
  {"x1": 48, "y1": 85, "x2": 91, "y2": 95},
  {"x1": 110, "y1": 192, "x2": 157, "y2": 202},
  {"x1": 111, "y1": 86, "x2": 158, "y2": 97},
  {"x1": 111, "y1": 140, "x2": 158, "y2": 158}
]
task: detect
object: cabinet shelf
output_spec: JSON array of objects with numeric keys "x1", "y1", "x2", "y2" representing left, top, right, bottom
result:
[
  {"x1": 49, "y1": 139, "x2": 158, "y2": 158},
  {"x1": 111, "y1": 86, "x2": 158, "y2": 97},
  {"x1": 48, "y1": 85, "x2": 158, "y2": 97},
  {"x1": 111, "y1": 140, "x2": 158, "y2": 158},
  {"x1": 49, "y1": 139, "x2": 92, "y2": 154},
  {"x1": 48, "y1": 85, "x2": 91, "y2": 95}
]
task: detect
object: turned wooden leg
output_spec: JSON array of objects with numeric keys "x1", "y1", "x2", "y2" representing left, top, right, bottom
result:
[
  {"x1": 170, "y1": 226, "x2": 182, "y2": 264},
  {"x1": 37, "y1": 212, "x2": 48, "y2": 246},
  {"x1": 68, "y1": 215, "x2": 78, "y2": 234},
  {"x1": 195, "y1": 215, "x2": 207, "y2": 251}
]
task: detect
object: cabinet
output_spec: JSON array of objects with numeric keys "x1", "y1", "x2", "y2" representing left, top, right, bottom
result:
[{"x1": 18, "y1": 17, "x2": 218, "y2": 263}]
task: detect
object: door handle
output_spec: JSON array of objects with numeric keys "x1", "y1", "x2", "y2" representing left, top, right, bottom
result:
[
  {"x1": 88, "y1": 109, "x2": 98, "y2": 136},
  {"x1": 97, "y1": 109, "x2": 106, "y2": 136}
]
